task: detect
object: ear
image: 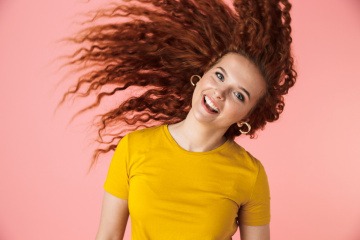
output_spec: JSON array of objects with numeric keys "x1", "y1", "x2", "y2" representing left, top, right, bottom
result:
[{"x1": 236, "y1": 118, "x2": 250, "y2": 126}]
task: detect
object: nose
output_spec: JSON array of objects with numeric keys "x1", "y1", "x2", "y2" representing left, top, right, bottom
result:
[{"x1": 213, "y1": 87, "x2": 225, "y2": 100}]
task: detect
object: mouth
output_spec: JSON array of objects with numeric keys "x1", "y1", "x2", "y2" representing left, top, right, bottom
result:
[{"x1": 203, "y1": 95, "x2": 219, "y2": 113}]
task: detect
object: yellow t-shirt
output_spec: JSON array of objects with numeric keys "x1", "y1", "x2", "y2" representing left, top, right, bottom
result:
[{"x1": 104, "y1": 125, "x2": 270, "y2": 240}]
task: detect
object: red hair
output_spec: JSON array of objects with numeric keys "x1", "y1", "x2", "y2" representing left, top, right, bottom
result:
[{"x1": 57, "y1": 0, "x2": 297, "y2": 169}]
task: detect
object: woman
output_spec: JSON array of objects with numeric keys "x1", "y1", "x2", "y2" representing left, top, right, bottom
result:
[{"x1": 59, "y1": 0, "x2": 296, "y2": 239}]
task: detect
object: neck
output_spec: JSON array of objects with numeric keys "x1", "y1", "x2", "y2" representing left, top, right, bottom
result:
[{"x1": 168, "y1": 111, "x2": 229, "y2": 152}]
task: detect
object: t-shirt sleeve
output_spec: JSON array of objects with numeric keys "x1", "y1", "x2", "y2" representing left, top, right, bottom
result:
[
  {"x1": 103, "y1": 135, "x2": 130, "y2": 200},
  {"x1": 238, "y1": 161, "x2": 271, "y2": 226}
]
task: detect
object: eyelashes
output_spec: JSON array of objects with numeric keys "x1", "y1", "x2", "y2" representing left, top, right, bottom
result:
[
  {"x1": 215, "y1": 71, "x2": 245, "y2": 102},
  {"x1": 234, "y1": 92, "x2": 245, "y2": 102},
  {"x1": 215, "y1": 72, "x2": 224, "y2": 81}
]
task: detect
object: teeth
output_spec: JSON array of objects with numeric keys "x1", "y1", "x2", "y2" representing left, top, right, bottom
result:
[{"x1": 204, "y1": 96, "x2": 219, "y2": 113}]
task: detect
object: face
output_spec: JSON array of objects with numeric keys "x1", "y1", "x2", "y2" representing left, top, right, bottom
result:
[{"x1": 190, "y1": 52, "x2": 266, "y2": 130}]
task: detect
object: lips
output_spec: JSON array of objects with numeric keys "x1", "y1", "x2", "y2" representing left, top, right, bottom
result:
[{"x1": 202, "y1": 95, "x2": 220, "y2": 114}]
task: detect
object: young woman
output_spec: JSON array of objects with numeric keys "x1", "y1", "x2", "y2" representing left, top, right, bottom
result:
[{"x1": 59, "y1": 0, "x2": 296, "y2": 239}]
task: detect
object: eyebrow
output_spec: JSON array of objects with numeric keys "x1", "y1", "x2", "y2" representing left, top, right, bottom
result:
[{"x1": 217, "y1": 67, "x2": 251, "y2": 100}]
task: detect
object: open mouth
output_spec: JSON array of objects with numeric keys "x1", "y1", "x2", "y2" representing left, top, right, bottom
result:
[{"x1": 203, "y1": 95, "x2": 219, "y2": 113}]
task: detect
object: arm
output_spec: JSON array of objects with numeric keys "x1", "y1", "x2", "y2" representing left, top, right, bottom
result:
[
  {"x1": 240, "y1": 224, "x2": 270, "y2": 240},
  {"x1": 95, "y1": 191, "x2": 129, "y2": 240},
  {"x1": 238, "y1": 160, "x2": 271, "y2": 240}
]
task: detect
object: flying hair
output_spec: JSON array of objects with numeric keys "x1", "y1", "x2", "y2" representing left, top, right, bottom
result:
[{"x1": 56, "y1": 0, "x2": 297, "y2": 169}]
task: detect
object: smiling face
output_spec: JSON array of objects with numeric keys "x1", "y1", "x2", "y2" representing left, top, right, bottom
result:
[{"x1": 190, "y1": 52, "x2": 266, "y2": 131}]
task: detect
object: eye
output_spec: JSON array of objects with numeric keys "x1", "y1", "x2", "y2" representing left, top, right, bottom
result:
[
  {"x1": 215, "y1": 72, "x2": 224, "y2": 81},
  {"x1": 234, "y1": 92, "x2": 245, "y2": 102}
]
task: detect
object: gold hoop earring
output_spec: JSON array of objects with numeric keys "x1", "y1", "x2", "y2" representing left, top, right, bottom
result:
[
  {"x1": 238, "y1": 122, "x2": 251, "y2": 134},
  {"x1": 190, "y1": 75, "x2": 201, "y2": 86}
]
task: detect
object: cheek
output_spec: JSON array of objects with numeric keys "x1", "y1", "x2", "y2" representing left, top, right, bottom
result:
[
  {"x1": 191, "y1": 85, "x2": 202, "y2": 104},
  {"x1": 227, "y1": 102, "x2": 251, "y2": 120},
  {"x1": 199, "y1": 75, "x2": 216, "y2": 87},
  {"x1": 231, "y1": 110, "x2": 247, "y2": 121}
]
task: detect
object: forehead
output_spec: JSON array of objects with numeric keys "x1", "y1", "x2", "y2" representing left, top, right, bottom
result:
[{"x1": 215, "y1": 53, "x2": 260, "y2": 75}]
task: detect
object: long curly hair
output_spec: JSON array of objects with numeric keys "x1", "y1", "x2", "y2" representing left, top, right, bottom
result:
[{"x1": 57, "y1": 0, "x2": 297, "y2": 169}]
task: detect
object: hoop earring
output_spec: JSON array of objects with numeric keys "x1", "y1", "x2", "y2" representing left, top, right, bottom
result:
[
  {"x1": 238, "y1": 122, "x2": 251, "y2": 134},
  {"x1": 190, "y1": 75, "x2": 201, "y2": 86}
]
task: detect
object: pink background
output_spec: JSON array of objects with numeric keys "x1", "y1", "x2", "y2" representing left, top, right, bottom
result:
[{"x1": 1, "y1": 0, "x2": 360, "y2": 239}]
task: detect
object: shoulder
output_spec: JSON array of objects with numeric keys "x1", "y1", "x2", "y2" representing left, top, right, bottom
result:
[
  {"x1": 115, "y1": 125, "x2": 166, "y2": 156},
  {"x1": 125, "y1": 124, "x2": 165, "y2": 145},
  {"x1": 126, "y1": 125, "x2": 163, "y2": 138},
  {"x1": 226, "y1": 140, "x2": 266, "y2": 172}
]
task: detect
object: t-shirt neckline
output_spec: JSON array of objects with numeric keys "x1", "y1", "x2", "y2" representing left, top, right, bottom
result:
[{"x1": 162, "y1": 124, "x2": 232, "y2": 155}]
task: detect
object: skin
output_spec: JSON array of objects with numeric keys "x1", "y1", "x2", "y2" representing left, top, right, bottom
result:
[
  {"x1": 168, "y1": 52, "x2": 266, "y2": 152},
  {"x1": 96, "y1": 52, "x2": 269, "y2": 240},
  {"x1": 95, "y1": 192, "x2": 129, "y2": 240},
  {"x1": 240, "y1": 224, "x2": 270, "y2": 240}
]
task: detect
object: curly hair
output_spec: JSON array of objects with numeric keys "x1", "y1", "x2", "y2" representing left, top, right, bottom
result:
[{"x1": 57, "y1": 0, "x2": 297, "y2": 169}]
